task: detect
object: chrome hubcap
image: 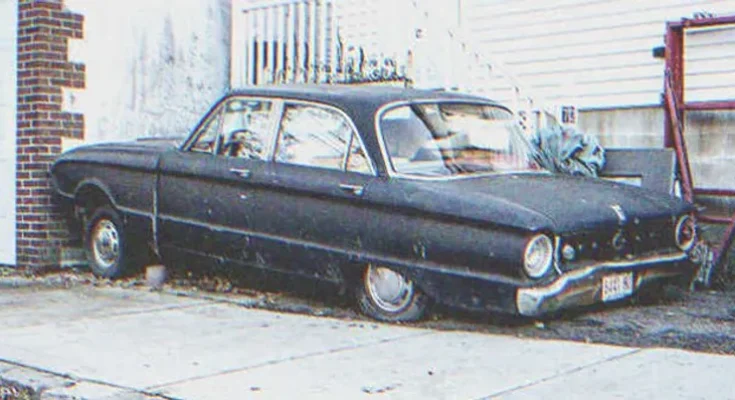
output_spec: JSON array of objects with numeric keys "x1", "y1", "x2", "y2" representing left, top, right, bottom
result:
[
  {"x1": 91, "y1": 219, "x2": 119, "y2": 269},
  {"x1": 365, "y1": 265, "x2": 413, "y2": 312}
]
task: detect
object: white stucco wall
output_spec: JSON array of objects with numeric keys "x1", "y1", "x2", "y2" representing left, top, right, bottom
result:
[
  {"x1": 0, "y1": 0, "x2": 17, "y2": 266},
  {"x1": 64, "y1": 0, "x2": 231, "y2": 147}
]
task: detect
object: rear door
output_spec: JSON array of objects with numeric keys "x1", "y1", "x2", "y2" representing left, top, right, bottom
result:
[{"x1": 254, "y1": 101, "x2": 378, "y2": 281}]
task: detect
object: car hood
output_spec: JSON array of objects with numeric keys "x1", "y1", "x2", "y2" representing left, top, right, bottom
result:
[{"x1": 390, "y1": 173, "x2": 693, "y2": 233}]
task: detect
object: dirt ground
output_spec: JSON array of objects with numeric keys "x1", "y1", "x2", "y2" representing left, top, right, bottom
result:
[{"x1": 3, "y1": 256, "x2": 735, "y2": 356}]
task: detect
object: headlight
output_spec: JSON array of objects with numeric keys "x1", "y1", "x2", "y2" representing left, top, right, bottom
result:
[
  {"x1": 674, "y1": 215, "x2": 696, "y2": 251},
  {"x1": 523, "y1": 234, "x2": 554, "y2": 278}
]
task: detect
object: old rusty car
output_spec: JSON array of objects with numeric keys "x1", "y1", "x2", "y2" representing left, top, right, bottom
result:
[{"x1": 51, "y1": 85, "x2": 699, "y2": 322}]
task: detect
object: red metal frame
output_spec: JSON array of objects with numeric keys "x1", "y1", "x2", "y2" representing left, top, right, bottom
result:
[
  {"x1": 694, "y1": 188, "x2": 735, "y2": 197},
  {"x1": 664, "y1": 73, "x2": 694, "y2": 202},
  {"x1": 668, "y1": 14, "x2": 735, "y2": 29},
  {"x1": 663, "y1": 15, "x2": 735, "y2": 270},
  {"x1": 686, "y1": 101, "x2": 735, "y2": 111}
]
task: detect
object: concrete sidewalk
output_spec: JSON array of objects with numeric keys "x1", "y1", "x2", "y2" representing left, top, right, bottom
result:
[{"x1": 0, "y1": 286, "x2": 733, "y2": 400}]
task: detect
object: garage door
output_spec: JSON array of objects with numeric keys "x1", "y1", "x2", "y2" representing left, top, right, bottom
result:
[{"x1": 0, "y1": 0, "x2": 17, "y2": 266}]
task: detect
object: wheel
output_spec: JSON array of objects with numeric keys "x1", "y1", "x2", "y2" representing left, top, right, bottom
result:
[
  {"x1": 356, "y1": 264, "x2": 428, "y2": 322},
  {"x1": 84, "y1": 206, "x2": 130, "y2": 278}
]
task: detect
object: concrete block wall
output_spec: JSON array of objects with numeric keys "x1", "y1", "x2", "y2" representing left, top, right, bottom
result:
[
  {"x1": 578, "y1": 107, "x2": 665, "y2": 149},
  {"x1": 684, "y1": 110, "x2": 735, "y2": 190},
  {"x1": 579, "y1": 107, "x2": 735, "y2": 191},
  {"x1": 63, "y1": 0, "x2": 232, "y2": 148}
]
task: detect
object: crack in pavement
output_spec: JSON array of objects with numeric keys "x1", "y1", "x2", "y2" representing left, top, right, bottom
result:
[
  {"x1": 0, "y1": 358, "x2": 180, "y2": 400},
  {"x1": 476, "y1": 348, "x2": 644, "y2": 399},
  {"x1": 2, "y1": 301, "x2": 211, "y2": 332},
  {"x1": 147, "y1": 330, "x2": 436, "y2": 392},
  {"x1": 67, "y1": 301, "x2": 212, "y2": 322}
]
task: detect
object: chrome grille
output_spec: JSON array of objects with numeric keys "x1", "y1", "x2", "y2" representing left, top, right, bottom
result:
[{"x1": 560, "y1": 218, "x2": 676, "y2": 269}]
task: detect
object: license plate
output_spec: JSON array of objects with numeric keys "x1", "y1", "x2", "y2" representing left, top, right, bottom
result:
[{"x1": 602, "y1": 272, "x2": 634, "y2": 302}]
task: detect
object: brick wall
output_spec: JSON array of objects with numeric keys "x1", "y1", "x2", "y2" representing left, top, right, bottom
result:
[{"x1": 16, "y1": 0, "x2": 85, "y2": 269}]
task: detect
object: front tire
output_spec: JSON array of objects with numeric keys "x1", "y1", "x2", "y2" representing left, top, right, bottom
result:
[
  {"x1": 85, "y1": 206, "x2": 130, "y2": 278},
  {"x1": 357, "y1": 264, "x2": 428, "y2": 322}
]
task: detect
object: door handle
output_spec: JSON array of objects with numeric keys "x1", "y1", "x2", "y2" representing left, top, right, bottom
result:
[
  {"x1": 339, "y1": 183, "x2": 364, "y2": 196},
  {"x1": 229, "y1": 168, "x2": 252, "y2": 179}
]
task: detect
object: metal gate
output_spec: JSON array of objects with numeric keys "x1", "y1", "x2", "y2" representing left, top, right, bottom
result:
[
  {"x1": 230, "y1": 0, "x2": 410, "y2": 87},
  {"x1": 228, "y1": 0, "x2": 561, "y2": 130}
]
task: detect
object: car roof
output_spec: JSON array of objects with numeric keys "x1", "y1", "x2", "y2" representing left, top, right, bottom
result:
[{"x1": 226, "y1": 84, "x2": 502, "y2": 110}]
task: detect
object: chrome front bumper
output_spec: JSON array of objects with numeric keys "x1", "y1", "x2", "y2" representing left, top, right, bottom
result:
[{"x1": 516, "y1": 251, "x2": 692, "y2": 317}]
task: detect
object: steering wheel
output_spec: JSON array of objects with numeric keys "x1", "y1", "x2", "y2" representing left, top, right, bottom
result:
[{"x1": 222, "y1": 128, "x2": 254, "y2": 157}]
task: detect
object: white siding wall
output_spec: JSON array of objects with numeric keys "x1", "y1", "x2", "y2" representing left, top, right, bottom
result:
[
  {"x1": 63, "y1": 0, "x2": 231, "y2": 148},
  {"x1": 463, "y1": 0, "x2": 735, "y2": 109},
  {"x1": 334, "y1": 0, "x2": 415, "y2": 58},
  {"x1": 685, "y1": 23, "x2": 735, "y2": 102},
  {"x1": 0, "y1": 0, "x2": 16, "y2": 266},
  {"x1": 683, "y1": 23, "x2": 735, "y2": 189}
]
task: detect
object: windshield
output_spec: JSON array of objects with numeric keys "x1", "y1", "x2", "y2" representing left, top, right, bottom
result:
[{"x1": 379, "y1": 102, "x2": 540, "y2": 177}]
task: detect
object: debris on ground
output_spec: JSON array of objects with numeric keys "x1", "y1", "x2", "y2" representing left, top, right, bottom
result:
[
  {"x1": 2, "y1": 265, "x2": 735, "y2": 355},
  {"x1": 0, "y1": 379, "x2": 35, "y2": 400}
]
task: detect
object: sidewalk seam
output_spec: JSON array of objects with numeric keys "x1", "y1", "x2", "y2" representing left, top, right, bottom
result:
[
  {"x1": 75, "y1": 301, "x2": 211, "y2": 321},
  {"x1": 3, "y1": 301, "x2": 210, "y2": 332},
  {"x1": 476, "y1": 347, "x2": 644, "y2": 399},
  {"x1": 147, "y1": 330, "x2": 436, "y2": 392},
  {"x1": 0, "y1": 358, "x2": 180, "y2": 400}
]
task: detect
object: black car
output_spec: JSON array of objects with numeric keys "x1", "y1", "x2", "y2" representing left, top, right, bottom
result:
[{"x1": 51, "y1": 84, "x2": 698, "y2": 322}]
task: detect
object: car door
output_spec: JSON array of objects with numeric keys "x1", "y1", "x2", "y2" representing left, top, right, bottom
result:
[
  {"x1": 157, "y1": 96, "x2": 279, "y2": 268},
  {"x1": 253, "y1": 101, "x2": 378, "y2": 281},
  {"x1": 203, "y1": 97, "x2": 282, "y2": 269}
]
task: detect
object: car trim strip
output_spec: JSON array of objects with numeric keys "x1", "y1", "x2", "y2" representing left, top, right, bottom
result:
[
  {"x1": 61, "y1": 185, "x2": 154, "y2": 220},
  {"x1": 116, "y1": 206, "x2": 154, "y2": 219},
  {"x1": 57, "y1": 189, "x2": 74, "y2": 199},
  {"x1": 156, "y1": 213, "x2": 521, "y2": 285}
]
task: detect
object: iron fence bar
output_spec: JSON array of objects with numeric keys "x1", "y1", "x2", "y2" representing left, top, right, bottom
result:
[
  {"x1": 275, "y1": 5, "x2": 285, "y2": 83},
  {"x1": 285, "y1": 2, "x2": 296, "y2": 83},
  {"x1": 297, "y1": 1, "x2": 307, "y2": 83},
  {"x1": 308, "y1": 0, "x2": 318, "y2": 82}
]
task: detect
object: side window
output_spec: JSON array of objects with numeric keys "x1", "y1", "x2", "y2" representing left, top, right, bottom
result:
[
  {"x1": 346, "y1": 134, "x2": 371, "y2": 174},
  {"x1": 275, "y1": 104, "x2": 362, "y2": 171},
  {"x1": 220, "y1": 99, "x2": 274, "y2": 160},
  {"x1": 190, "y1": 109, "x2": 222, "y2": 154}
]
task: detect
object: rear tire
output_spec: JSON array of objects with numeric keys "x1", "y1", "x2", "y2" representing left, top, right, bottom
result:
[
  {"x1": 356, "y1": 264, "x2": 428, "y2": 322},
  {"x1": 84, "y1": 206, "x2": 131, "y2": 278}
]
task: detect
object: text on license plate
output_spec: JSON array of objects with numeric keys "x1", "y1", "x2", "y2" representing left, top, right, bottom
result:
[{"x1": 601, "y1": 272, "x2": 634, "y2": 302}]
